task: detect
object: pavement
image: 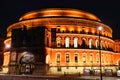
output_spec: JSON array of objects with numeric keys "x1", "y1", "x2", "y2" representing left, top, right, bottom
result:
[
  {"x1": 79, "y1": 76, "x2": 120, "y2": 80},
  {"x1": 0, "y1": 74, "x2": 120, "y2": 80}
]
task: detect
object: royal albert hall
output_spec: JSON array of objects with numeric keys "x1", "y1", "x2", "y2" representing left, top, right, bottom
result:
[{"x1": 2, "y1": 8, "x2": 120, "y2": 76}]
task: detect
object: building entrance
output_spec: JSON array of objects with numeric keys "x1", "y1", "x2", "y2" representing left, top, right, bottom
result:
[
  {"x1": 19, "y1": 64, "x2": 34, "y2": 74},
  {"x1": 19, "y1": 51, "x2": 35, "y2": 74}
]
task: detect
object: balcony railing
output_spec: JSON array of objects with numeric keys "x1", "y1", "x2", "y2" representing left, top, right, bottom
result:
[
  {"x1": 52, "y1": 44, "x2": 114, "y2": 52},
  {"x1": 57, "y1": 30, "x2": 112, "y2": 39}
]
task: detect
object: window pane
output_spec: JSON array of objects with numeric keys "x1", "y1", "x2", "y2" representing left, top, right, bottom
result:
[
  {"x1": 56, "y1": 53, "x2": 60, "y2": 63},
  {"x1": 89, "y1": 39, "x2": 92, "y2": 48},
  {"x1": 75, "y1": 54, "x2": 78, "y2": 63},
  {"x1": 66, "y1": 54, "x2": 69, "y2": 63},
  {"x1": 74, "y1": 38, "x2": 78, "y2": 48},
  {"x1": 96, "y1": 40, "x2": 98, "y2": 48},
  {"x1": 65, "y1": 37, "x2": 69, "y2": 48},
  {"x1": 83, "y1": 53, "x2": 86, "y2": 63},
  {"x1": 56, "y1": 37, "x2": 61, "y2": 47}
]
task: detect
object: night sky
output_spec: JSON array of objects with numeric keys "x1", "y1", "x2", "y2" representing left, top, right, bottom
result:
[{"x1": 0, "y1": 0, "x2": 120, "y2": 39}]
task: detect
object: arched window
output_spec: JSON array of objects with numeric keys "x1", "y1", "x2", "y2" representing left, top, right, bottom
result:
[
  {"x1": 95, "y1": 40, "x2": 99, "y2": 48},
  {"x1": 74, "y1": 37, "x2": 78, "y2": 48},
  {"x1": 104, "y1": 41, "x2": 107, "y2": 49},
  {"x1": 46, "y1": 55, "x2": 50, "y2": 64},
  {"x1": 56, "y1": 52, "x2": 61, "y2": 63},
  {"x1": 66, "y1": 52, "x2": 70, "y2": 63},
  {"x1": 74, "y1": 52, "x2": 78, "y2": 63},
  {"x1": 20, "y1": 52, "x2": 35, "y2": 64},
  {"x1": 65, "y1": 37, "x2": 70, "y2": 48},
  {"x1": 81, "y1": 38, "x2": 86, "y2": 48},
  {"x1": 56, "y1": 37, "x2": 61, "y2": 47},
  {"x1": 89, "y1": 39, "x2": 92, "y2": 48},
  {"x1": 100, "y1": 41, "x2": 103, "y2": 49}
]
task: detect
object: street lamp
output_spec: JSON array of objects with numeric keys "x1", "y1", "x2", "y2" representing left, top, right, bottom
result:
[
  {"x1": 5, "y1": 44, "x2": 11, "y2": 49},
  {"x1": 98, "y1": 26, "x2": 103, "y2": 80}
]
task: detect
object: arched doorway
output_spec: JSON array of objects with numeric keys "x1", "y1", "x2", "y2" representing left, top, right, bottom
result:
[{"x1": 19, "y1": 51, "x2": 35, "y2": 74}]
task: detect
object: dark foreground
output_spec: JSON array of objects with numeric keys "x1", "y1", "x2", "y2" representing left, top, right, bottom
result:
[
  {"x1": 0, "y1": 74, "x2": 120, "y2": 80},
  {"x1": 0, "y1": 75, "x2": 94, "y2": 80}
]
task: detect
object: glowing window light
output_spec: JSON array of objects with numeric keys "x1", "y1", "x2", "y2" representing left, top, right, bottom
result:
[
  {"x1": 74, "y1": 37, "x2": 78, "y2": 48},
  {"x1": 46, "y1": 55, "x2": 50, "y2": 64},
  {"x1": 95, "y1": 40, "x2": 99, "y2": 48},
  {"x1": 65, "y1": 37, "x2": 70, "y2": 48},
  {"x1": 89, "y1": 39, "x2": 92, "y2": 48}
]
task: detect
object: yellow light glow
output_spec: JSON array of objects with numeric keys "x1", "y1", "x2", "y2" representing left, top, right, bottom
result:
[
  {"x1": 3, "y1": 52, "x2": 10, "y2": 66},
  {"x1": 91, "y1": 29, "x2": 95, "y2": 34},
  {"x1": 69, "y1": 28, "x2": 74, "y2": 32},
  {"x1": 46, "y1": 55, "x2": 50, "y2": 64},
  {"x1": 85, "y1": 28, "x2": 89, "y2": 33},
  {"x1": 61, "y1": 27, "x2": 66, "y2": 32}
]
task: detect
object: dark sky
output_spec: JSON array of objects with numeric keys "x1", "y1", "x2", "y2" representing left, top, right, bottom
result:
[{"x1": 0, "y1": 0, "x2": 120, "y2": 39}]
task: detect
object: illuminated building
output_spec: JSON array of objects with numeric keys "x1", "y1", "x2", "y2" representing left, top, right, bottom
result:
[{"x1": 2, "y1": 8, "x2": 120, "y2": 76}]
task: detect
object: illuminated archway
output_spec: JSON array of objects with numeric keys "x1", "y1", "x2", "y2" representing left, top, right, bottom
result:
[
  {"x1": 56, "y1": 36, "x2": 62, "y2": 47},
  {"x1": 74, "y1": 37, "x2": 78, "y2": 48},
  {"x1": 19, "y1": 51, "x2": 35, "y2": 74},
  {"x1": 89, "y1": 39, "x2": 92, "y2": 48},
  {"x1": 65, "y1": 37, "x2": 70, "y2": 48}
]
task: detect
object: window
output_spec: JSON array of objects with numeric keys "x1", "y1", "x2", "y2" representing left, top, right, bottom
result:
[
  {"x1": 90, "y1": 53, "x2": 93, "y2": 63},
  {"x1": 89, "y1": 39, "x2": 92, "y2": 48},
  {"x1": 56, "y1": 37, "x2": 61, "y2": 47},
  {"x1": 46, "y1": 55, "x2": 50, "y2": 64},
  {"x1": 75, "y1": 66, "x2": 78, "y2": 69},
  {"x1": 65, "y1": 37, "x2": 70, "y2": 48},
  {"x1": 100, "y1": 41, "x2": 103, "y2": 49},
  {"x1": 57, "y1": 26, "x2": 60, "y2": 32},
  {"x1": 95, "y1": 40, "x2": 99, "y2": 48},
  {"x1": 96, "y1": 53, "x2": 99, "y2": 63},
  {"x1": 83, "y1": 53, "x2": 86, "y2": 63},
  {"x1": 20, "y1": 52, "x2": 35, "y2": 64},
  {"x1": 74, "y1": 54, "x2": 78, "y2": 63},
  {"x1": 56, "y1": 53, "x2": 60, "y2": 63},
  {"x1": 104, "y1": 41, "x2": 107, "y2": 49},
  {"x1": 81, "y1": 38, "x2": 86, "y2": 48},
  {"x1": 66, "y1": 53, "x2": 70, "y2": 63},
  {"x1": 57, "y1": 67, "x2": 61, "y2": 71},
  {"x1": 66, "y1": 66, "x2": 69, "y2": 69},
  {"x1": 74, "y1": 37, "x2": 78, "y2": 48}
]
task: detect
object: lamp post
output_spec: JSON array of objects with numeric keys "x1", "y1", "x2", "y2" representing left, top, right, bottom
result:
[
  {"x1": 5, "y1": 44, "x2": 11, "y2": 49},
  {"x1": 98, "y1": 26, "x2": 102, "y2": 80}
]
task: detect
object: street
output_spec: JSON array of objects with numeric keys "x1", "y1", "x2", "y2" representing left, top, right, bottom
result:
[{"x1": 0, "y1": 74, "x2": 120, "y2": 80}]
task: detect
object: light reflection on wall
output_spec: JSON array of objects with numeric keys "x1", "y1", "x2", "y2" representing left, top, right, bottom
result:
[{"x1": 3, "y1": 52, "x2": 10, "y2": 66}]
